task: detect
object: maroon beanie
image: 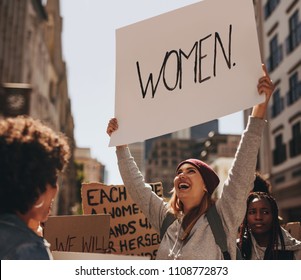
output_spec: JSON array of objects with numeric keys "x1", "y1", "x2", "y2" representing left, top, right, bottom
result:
[{"x1": 176, "y1": 159, "x2": 220, "y2": 195}]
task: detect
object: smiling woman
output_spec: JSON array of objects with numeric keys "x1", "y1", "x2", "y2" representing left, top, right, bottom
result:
[
  {"x1": 106, "y1": 65, "x2": 275, "y2": 260},
  {"x1": 170, "y1": 159, "x2": 219, "y2": 236}
]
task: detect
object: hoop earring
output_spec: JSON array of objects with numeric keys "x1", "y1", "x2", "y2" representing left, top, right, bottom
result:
[{"x1": 34, "y1": 200, "x2": 44, "y2": 208}]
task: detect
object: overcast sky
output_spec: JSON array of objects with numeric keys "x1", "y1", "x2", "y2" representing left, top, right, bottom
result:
[{"x1": 60, "y1": 0, "x2": 244, "y2": 185}]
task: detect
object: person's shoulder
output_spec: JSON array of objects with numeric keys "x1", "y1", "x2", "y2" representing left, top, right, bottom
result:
[
  {"x1": 0, "y1": 214, "x2": 37, "y2": 237},
  {"x1": 5, "y1": 240, "x2": 51, "y2": 260},
  {"x1": 0, "y1": 214, "x2": 51, "y2": 259}
]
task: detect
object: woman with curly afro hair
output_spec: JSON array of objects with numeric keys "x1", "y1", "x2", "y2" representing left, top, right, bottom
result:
[{"x1": 0, "y1": 115, "x2": 70, "y2": 260}]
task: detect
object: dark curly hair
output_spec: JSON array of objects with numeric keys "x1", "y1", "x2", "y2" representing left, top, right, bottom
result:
[{"x1": 0, "y1": 116, "x2": 70, "y2": 215}]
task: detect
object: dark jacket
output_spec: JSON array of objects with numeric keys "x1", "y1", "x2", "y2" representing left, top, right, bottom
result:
[{"x1": 0, "y1": 213, "x2": 52, "y2": 260}]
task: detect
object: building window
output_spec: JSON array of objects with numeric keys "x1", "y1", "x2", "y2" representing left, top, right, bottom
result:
[
  {"x1": 289, "y1": 121, "x2": 301, "y2": 157},
  {"x1": 292, "y1": 168, "x2": 301, "y2": 178},
  {"x1": 152, "y1": 151, "x2": 158, "y2": 159},
  {"x1": 161, "y1": 150, "x2": 168, "y2": 157},
  {"x1": 287, "y1": 72, "x2": 301, "y2": 106},
  {"x1": 147, "y1": 169, "x2": 152, "y2": 178},
  {"x1": 275, "y1": 175, "x2": 285, "y2": 184},
  {"x1": 267, "y1": 35, "x2": 283, "y2": 72},
  {"x1": 286, "y1": 10, "x2": 301, "y2": 54},
  {"x1": 264, "y1": 0, "x2": 280, "y2": 19},
  {"x1": 161, "y1": 142, "x2": 167, "y2": 148},
  {"x1": 272, "y1": 134, "x2": 287, "y2": 165},
  {"x1": 49, "y1": 81, "x2": 56, "y2": 104},
  {"x1": 271, "y1": 88, "x2": 284, "y2": 118}
]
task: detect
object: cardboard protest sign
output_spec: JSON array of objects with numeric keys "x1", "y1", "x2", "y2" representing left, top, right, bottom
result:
[
  {"x1": 81, "y1": 182, "x2": 163, "y2": 260},
  {"x1": 284, "y1": 222, "x2": 301, "y2": 240},
  {"x1": 110, "y1": 0, "x2": 263, "y2": 146},
  {"x1": 43, "y1": 214, "x2": 110, "y2": 253}
]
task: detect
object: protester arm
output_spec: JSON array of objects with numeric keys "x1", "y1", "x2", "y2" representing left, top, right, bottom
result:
[{"x1": 116, "y1": 146, "x2": 168, "y2": 232}]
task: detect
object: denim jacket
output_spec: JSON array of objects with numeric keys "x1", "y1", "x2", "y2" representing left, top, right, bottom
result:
[{"x1": 0, "y1": 213, "x2": 52, "y2": 260}]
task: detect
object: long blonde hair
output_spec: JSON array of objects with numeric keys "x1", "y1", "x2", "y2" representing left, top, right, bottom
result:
[{"x1": 168, "y1": 188, "x2": 214, "y2": 240}]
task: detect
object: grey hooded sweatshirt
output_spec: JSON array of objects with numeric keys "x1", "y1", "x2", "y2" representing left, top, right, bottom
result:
[{"x1": 116, "y1": 116, "x2": 265, "y2": 259}]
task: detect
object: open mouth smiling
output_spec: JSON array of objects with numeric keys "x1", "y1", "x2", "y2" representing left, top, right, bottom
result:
[{"x1": 178, "y1": 183, "x2": 190, "y2": 190}]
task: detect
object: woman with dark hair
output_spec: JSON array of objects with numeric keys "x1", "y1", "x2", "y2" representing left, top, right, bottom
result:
[
  {"x1": 239, "y1": 192, "x2": 301, "y2": 259},
  {"x1": 107, "y1": 65, "x2": 274, "y2": 259},
  {"x1": 252, "y1": 172, "x2": 271, "y2": 193},
  {"x1": 0, "y1": 116, "x2": 70, "y2": 259}
]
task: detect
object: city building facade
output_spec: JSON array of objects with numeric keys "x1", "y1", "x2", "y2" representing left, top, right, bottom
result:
[
  {"x1": 74, "y1": 147, "x2": 105, "y2": 184},
  {"x1": 144, "y1": 130, "x2": 240, "y2": 198},
  {"x1": 144, "y1": 120, "x2": 219, "y2": 197},
  {"x1": 145, "y1": 138, "x2": 198, "y2": 197},
  {"x1": 0, "y1": 0, "x2": 77, "y2": 214},
  {"x1": 252, "y1": 0, "x2": 301, "y2": 222}
]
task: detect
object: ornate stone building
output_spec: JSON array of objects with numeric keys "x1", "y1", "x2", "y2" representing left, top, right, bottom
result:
[{"x1": 0, "y1": 0, "x2": 77, "y2": 214}]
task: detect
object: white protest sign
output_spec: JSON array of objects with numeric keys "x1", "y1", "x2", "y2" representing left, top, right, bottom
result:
[{"x1": 110, "y1": 0, "x2": 263, "y2": 146}]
